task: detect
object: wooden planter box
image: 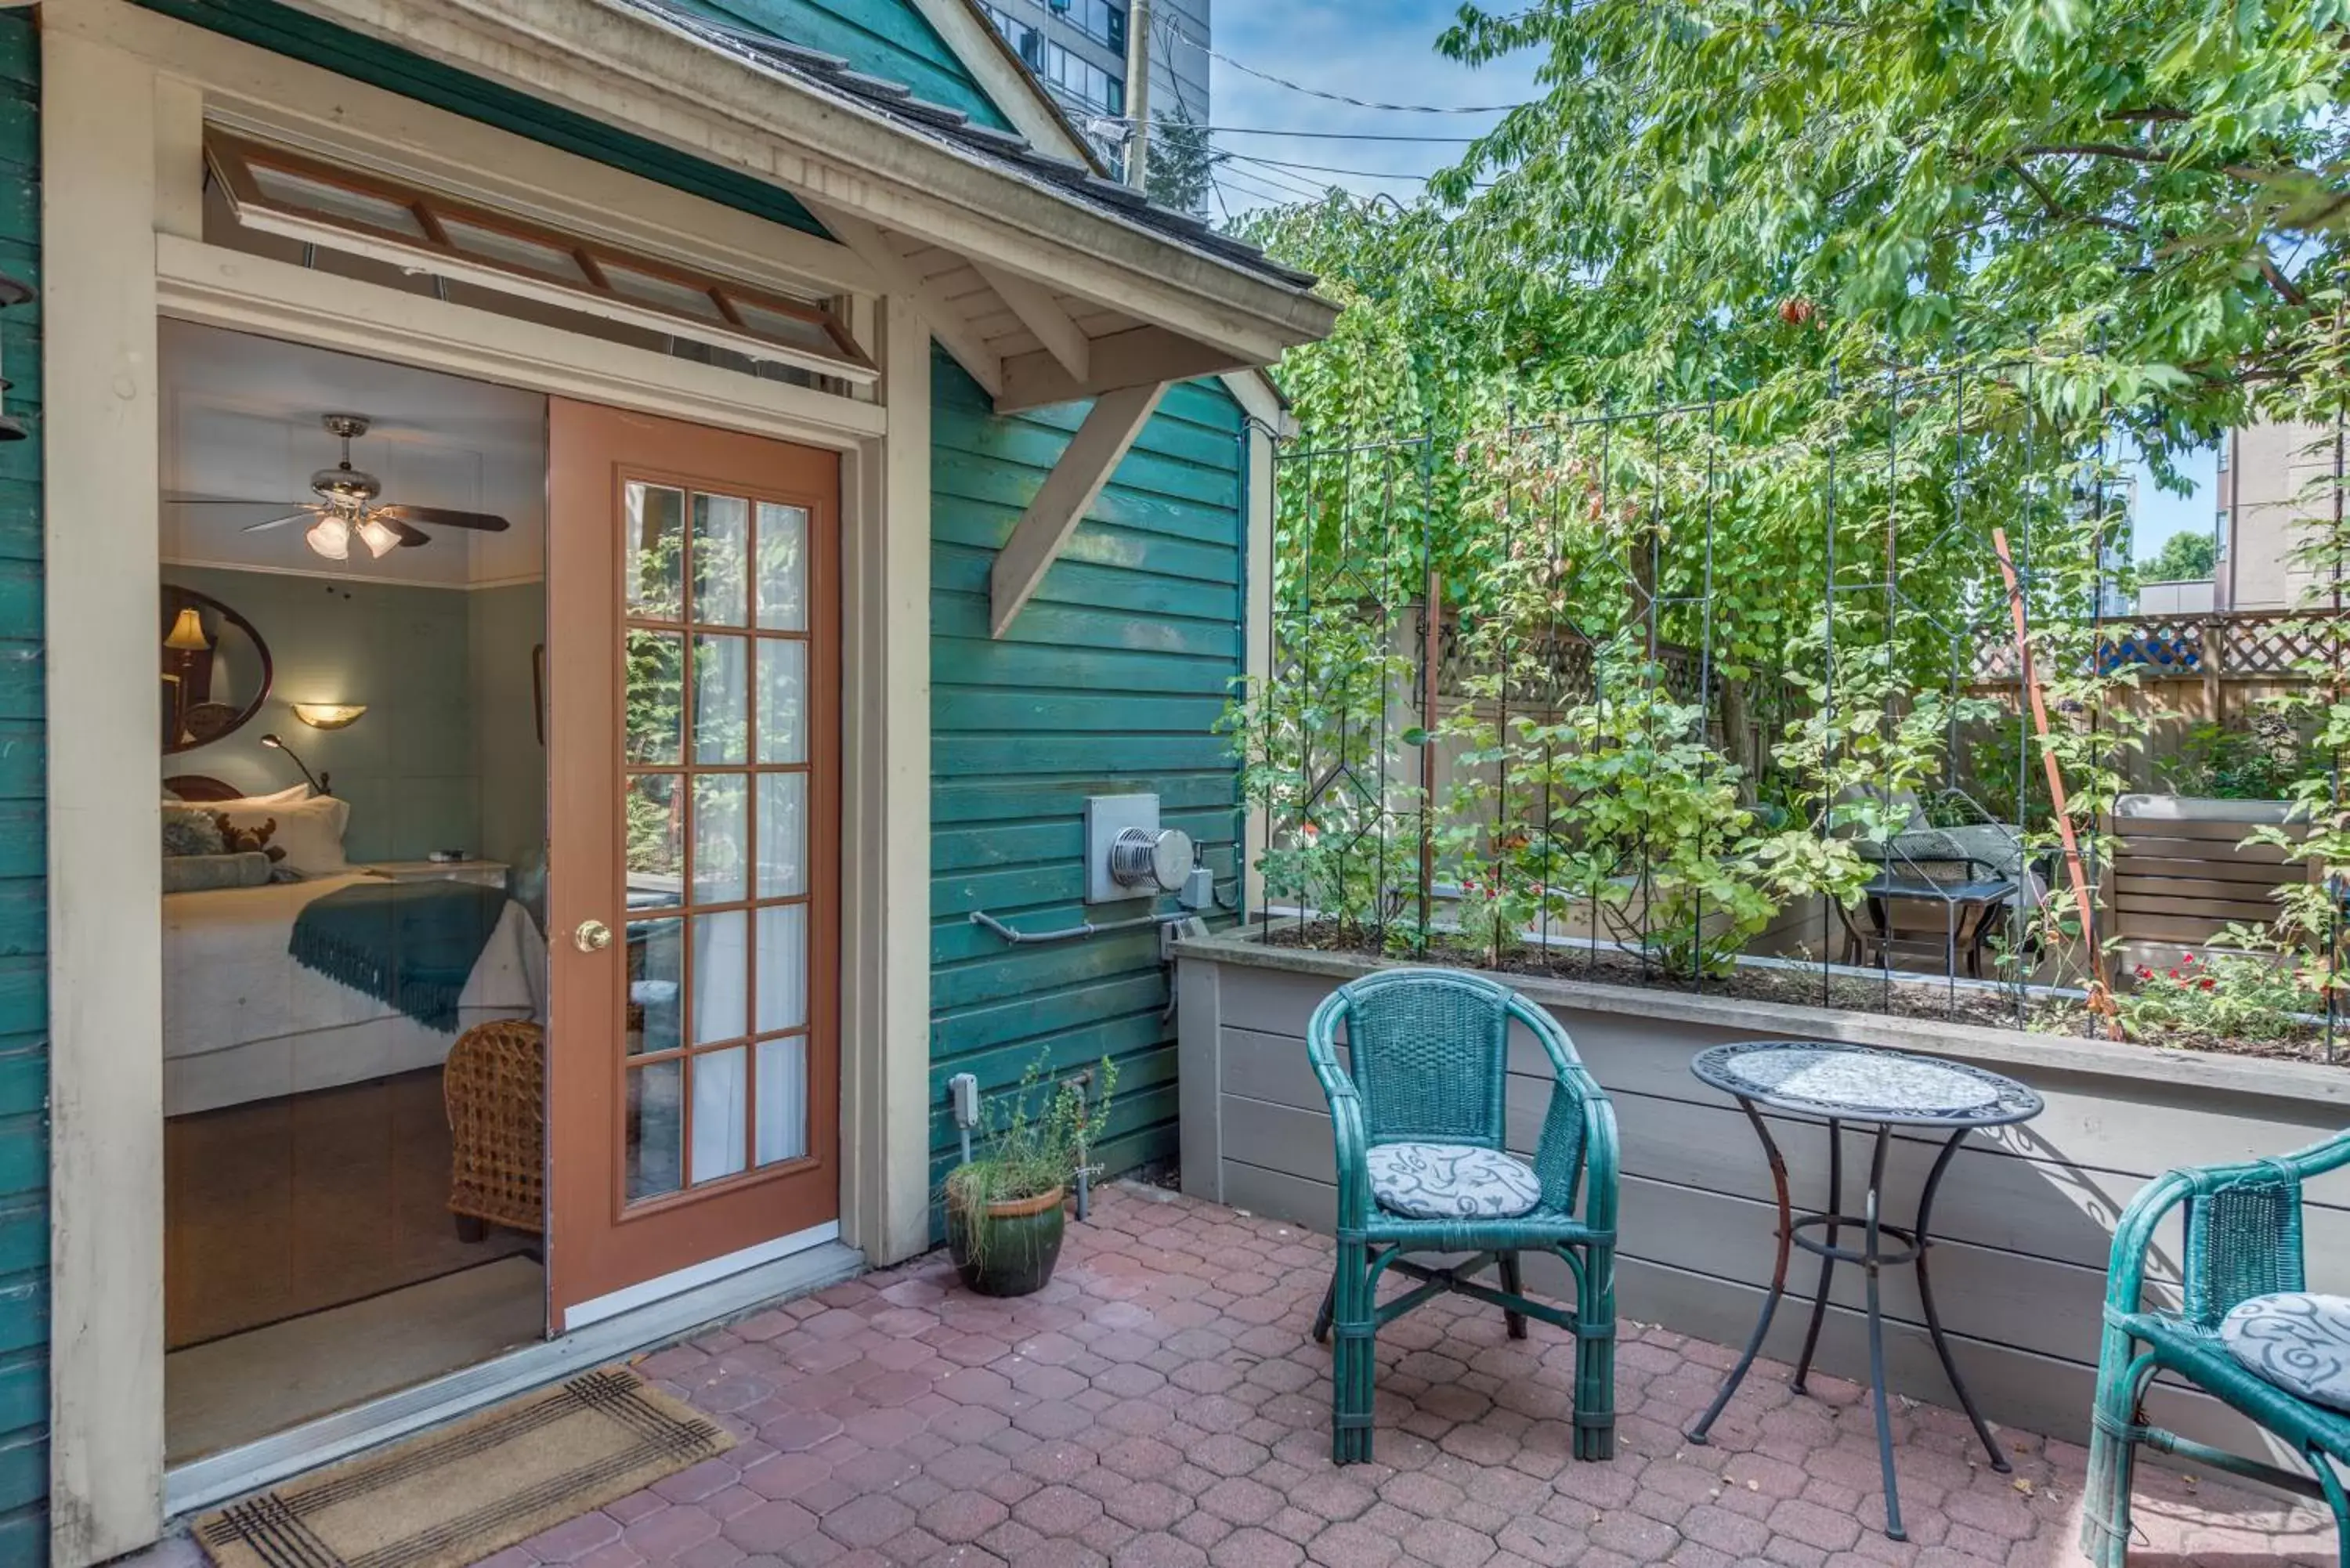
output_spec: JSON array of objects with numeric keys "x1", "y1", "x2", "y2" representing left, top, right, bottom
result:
[
  {"x1": 2109, "y1": 794, "x2": 2303, "y2": 953},
  {"x1": 1173, "y1": 929, "x2": 2350, "y2": 1455}
]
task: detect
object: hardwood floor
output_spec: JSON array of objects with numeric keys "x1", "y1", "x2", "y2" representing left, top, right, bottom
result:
[
  {"x1": 165, "y1": 1255, "x2": 545, "y2": 1462},
  {"x1": 165, "y1": 1067, "x2": 537, "y2": 1349}
]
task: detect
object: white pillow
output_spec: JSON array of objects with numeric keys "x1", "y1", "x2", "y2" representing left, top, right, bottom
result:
[
  {"x1": 211, "y1": 793, "x2": 350, "y2": 877},
  {"x1": 218, "y1": 783, "x2": 313, "y2": 809}
]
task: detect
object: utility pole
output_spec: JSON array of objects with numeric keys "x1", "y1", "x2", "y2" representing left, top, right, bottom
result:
[{"x1": 1123, "y1": 0, "x2": 1152, "y2": 190}]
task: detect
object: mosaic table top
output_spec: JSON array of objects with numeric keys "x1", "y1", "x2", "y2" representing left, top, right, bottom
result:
[{"x1": 1690, "y1": 1039, "x2": 2044, "y2": 1127}]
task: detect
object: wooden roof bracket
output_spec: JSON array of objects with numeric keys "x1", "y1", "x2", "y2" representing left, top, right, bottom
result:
[{"x1": 988, "y1": 381, "x2": 1166, "y2": 636}]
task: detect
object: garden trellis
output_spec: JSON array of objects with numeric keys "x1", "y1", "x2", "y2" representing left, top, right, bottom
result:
[{"x1": 1232, "y1": 365, "x2": 2350, "y2": 1060}]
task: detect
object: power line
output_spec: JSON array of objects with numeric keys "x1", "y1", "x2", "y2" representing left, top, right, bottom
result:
[
  {"x1": 1104, "y1": 118, "x2": 1488, "y2": 144},
  {"x1": 1149, "y1": 11, "x2": 1530, "y2": 115},
  {"x1": 1222, "y1": 148, "x2": 1492, "y2": 186},
  {"x1": 1202, "y1": 125, "x2": 1488, "y2": 143}
]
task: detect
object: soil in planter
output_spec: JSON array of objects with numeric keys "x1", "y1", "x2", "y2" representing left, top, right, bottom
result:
[{"x1": 1253, "y1": 920, "x2": 2350, "y2": 1069}]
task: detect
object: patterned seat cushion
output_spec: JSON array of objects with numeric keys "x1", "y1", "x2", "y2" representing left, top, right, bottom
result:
[
  {"x1": 2220, "y1": 1293, "x2": 2350, "y2": 1412},
  {"x1": 1366, "y1": 1142, "x2": 1542, "y2": 1220}
]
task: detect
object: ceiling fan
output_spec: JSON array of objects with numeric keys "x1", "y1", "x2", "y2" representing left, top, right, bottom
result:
[{"x1": 168, "y1": 414, "x2": 512, "y2": 561}]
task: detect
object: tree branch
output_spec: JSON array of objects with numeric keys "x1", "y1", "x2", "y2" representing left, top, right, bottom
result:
[
  {"x1": 2021, "y1": 143, "x2": 2298, "y2": 182},
  {"x1": 2259, "y1": 251, "x2": 2309, "y2": 309},
  {"x1": 2006, "y1": 157, "x2": 2135, "y2": 235}
]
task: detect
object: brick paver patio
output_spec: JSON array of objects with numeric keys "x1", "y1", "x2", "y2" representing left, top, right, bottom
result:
[{"x1": 149, "y1": 1183, "x2": 2337, "y2": 1568}]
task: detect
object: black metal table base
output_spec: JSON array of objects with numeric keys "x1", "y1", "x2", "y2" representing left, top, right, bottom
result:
[{"x1": 1683, "y1": 1102, "x2": 2010, "y2": 1541}]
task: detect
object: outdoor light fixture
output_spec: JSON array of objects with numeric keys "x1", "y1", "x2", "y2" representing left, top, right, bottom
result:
[
  {"x1": 259, "y1": 732, "x2": 330, "y2": 795},
  {"x1": 290, "y1": 703, "x2": 367, "y2": 730},
  {"x1": 0, "y1": 271, "x2": 33, "y2": 443}
]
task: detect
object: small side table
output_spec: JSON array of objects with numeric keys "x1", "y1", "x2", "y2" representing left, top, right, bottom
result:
[
  {"x1": 365, "y1": 858, "x2": 511, "y2": 891},
  {"x1": 1683, "y1": 1040, "x2": 2043, "y2": 1540}
]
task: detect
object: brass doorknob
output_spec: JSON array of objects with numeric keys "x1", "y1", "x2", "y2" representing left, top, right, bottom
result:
[{"x1": 573, "y1": 918, "x2": 614, "y2": 952}]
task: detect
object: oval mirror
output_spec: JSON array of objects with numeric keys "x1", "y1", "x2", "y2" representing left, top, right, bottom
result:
[{"x1": 161, "y1": 586, "x2": 273, "y2": 754}]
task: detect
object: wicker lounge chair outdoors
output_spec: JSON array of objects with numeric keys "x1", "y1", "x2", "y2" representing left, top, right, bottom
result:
[
  {"x1": 2081, "y1": 1129, "x2": 2350, "y2": 1567},
  {"x1": 1304, "y1": 966, "x2": 1619, "y2": 1466}
]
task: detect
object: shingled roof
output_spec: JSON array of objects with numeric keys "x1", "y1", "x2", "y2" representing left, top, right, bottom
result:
[{"x1": 621, "y1": 0, "x2": 1320, "y2": 293}]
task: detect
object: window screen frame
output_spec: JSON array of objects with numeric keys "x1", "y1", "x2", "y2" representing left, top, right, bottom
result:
[{"x1": 205, "y1": 129, "x2": 878, "y2": 385}]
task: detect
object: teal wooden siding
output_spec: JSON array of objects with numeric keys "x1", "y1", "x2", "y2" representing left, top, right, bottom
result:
[
  {"x1": 136, "y1": 0, "x2": 833, "y2": 237},
  {"x1": 930, "y1": 352, "x2": 1247, "y2": 1211},
  {"x1": 667, "y1": 0, "x2": 1014, "y2": 130},
  {"x1": 0, "y1": 13, "x2": 41, "y2": 1563}
]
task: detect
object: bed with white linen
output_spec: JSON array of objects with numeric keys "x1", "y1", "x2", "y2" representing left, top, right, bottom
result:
[{"x1": 163, "y1": 870, "x2": 546, "y2": 1117}]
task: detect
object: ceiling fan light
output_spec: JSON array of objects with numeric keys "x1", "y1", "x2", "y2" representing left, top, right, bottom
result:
[
  {"x1": 356, "y1": 515, "x2": 402, "y2": 558},
  {"x1": 306, "y1": 513, "x2": 351, "y2": 561}
]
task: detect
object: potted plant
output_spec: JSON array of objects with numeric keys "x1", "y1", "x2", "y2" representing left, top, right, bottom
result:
[{"x1": 943, "y1": 1055, "x2": 1116, "y2": 1297}]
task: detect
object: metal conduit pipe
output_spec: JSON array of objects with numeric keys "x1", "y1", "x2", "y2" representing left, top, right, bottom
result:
[{"x1": 966, "y1": 908, "x2": 1191, "y2": 945}]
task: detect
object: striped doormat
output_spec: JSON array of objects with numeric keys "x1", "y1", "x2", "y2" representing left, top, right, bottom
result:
[{"x1": 193, "y1": 1367, "x2": 734, "y2": 1568}]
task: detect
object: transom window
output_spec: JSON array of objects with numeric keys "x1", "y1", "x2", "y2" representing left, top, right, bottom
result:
[{"x1": 204, "y1": 130, "x2": 876, "y2": 385}]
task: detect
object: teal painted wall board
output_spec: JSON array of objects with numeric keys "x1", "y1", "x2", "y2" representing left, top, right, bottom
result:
[
  {"x1": 163, "y1": 569, "x2": 546, "y2": 869},
  {"x1": 929, "y1": 353, "x2": 1247, "y2": 1219},
  {"x1": 667, "y1": 0, "x2": 1014, "y2": 130},
  {"x1": 0, "y1": 13, "x2": 41, "y2": 1560}
]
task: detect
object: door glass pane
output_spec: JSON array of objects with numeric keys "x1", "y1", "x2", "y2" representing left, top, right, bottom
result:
[
  {"x1": 757, "y1": 773, "x2": 805, "y2": 898},
  {"x1": 757, "y1": 640, "x2": 805, "y2": 764},
  {"x1": 692, "y1": 1046, "x2": 748, "y2": 1186},
  {"x1": 693, "y1": 773, "x2": 747, "y2": 904},
  {"x1": 755, "y1": 1036, "x2": 808, "y2": 1167},
  {"x1": 624, "y1": 482, "x2": 685, "y2": 620},
  {"x1": 755, "y1": 905, "x2": 807, "y2": 1034},
  {"x1": 626, "y1": 1058, "x2": 683, "y2": 1201},
  {"x1": 626, "y1": 630, "x2": 684, "y2": 764},
  {"x1": 692, "y1": 493, "x2": 750, "y2": 627},
  {"x1": 692, "y1": 910, "x2": 748, "y2": 1046},
  {"x1": 756, "y1": 502, "x2": 808, "y2": 630},
  {"x1": 624, "y1": 775, "x2": 682, "y2": 909},
  {"x1": 693, "y1": 635, "x2": 749, "y2": 764},
  {"x1": 626, "y1": 916, "x2": 682, "y2": 1056},
  {"x1": 691, "y1": 1048, "x2": 747, "y2": 1184}
]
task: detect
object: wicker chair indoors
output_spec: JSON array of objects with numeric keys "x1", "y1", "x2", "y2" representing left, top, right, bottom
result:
[
  {"x1": 443, "y1": 1018, "x2": 546, "y2": 1241},
  {"x1": 2081, "y1": 1129, "x2": 2350, "y2": 1567},
  {"x1": 1305, "y1": 967, "x2": 1620, "y2": 1465}
]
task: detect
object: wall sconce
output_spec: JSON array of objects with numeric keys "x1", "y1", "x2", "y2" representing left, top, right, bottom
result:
[
  {"x1": 259, "y1": 732, "x2": 329, "y2": 796},
  {"x1": 291, "y1": 703, "x2": 367, "y2": 730},
  {"x1": 0, "y1": 271, "x2": 32, "y2": 443}
]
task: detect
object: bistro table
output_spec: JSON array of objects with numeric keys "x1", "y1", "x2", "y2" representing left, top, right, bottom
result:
[
  {"x1": 1838, "y1": 870, "x2": 2021, "y2": 978},
  {"x1": 1683, "y1": 1039, "x2": 2044, "y2": 1541}
]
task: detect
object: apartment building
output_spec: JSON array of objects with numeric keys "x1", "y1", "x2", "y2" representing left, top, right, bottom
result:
[
  {"x1": 2216, "y1": 420, "x2": 2348, "y2": 611},
  {"x1": 978, "y1": 0, "x2": 1213, "y2": 174}
]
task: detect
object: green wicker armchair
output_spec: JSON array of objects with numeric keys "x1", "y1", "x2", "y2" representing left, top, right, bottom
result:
[
  {"x1": 1304, "y1": 966, "x2": 1619, "y2": 1466},
  {"x1": 2081, "y1": 1129, "x2": 2350, "y2": 1567}
]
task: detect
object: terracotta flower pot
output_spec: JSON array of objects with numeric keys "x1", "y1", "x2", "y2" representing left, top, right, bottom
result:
[{"x1": 946, "y1": 1183, "x2": 1066, "y2": 1297}]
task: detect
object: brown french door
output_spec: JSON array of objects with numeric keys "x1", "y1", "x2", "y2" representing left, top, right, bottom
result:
[{"x1": 547, "y1": 399, "x2": 841, "y2": 1323}]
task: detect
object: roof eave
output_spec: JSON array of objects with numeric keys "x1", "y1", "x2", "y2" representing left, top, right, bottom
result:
[{"x1": 277, "y1": 0, "x2": 1339, "y2": 360}]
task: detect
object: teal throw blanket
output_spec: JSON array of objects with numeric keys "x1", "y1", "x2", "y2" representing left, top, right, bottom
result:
[{"x1": 289, "y1": 880, "x2": 508, "y2": 1033}]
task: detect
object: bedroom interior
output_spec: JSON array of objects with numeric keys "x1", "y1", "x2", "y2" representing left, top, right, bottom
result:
[{"x1": 158, "y1": 320, "x2": 554, "y2": 1462}]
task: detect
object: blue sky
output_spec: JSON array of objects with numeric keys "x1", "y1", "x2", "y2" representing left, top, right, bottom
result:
[{"x1": 1203, "y1": 2, "x2": 1540, "y2": 219}]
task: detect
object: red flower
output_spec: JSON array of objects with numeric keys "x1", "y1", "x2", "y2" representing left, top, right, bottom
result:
[
  {"x1": 2135, "y1": 965, "x2": 2153, "y2": 980},
  {"x1": 2199, "y1": 978, "x2": 2216, "y2": 991},
  {"x1": 2181, "y1": 952, "x2": 2197, "y2": 966}
]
